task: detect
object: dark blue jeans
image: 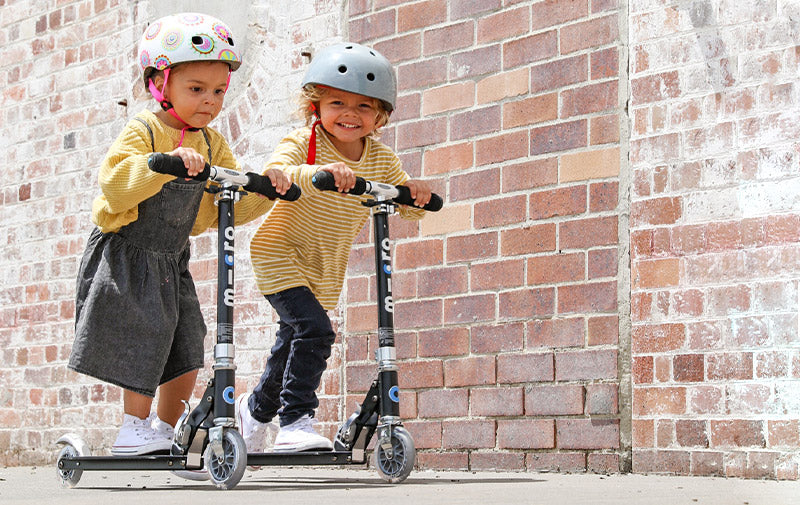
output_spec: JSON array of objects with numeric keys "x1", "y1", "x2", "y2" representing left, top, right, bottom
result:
[{"x1": 249, "y1": 286, "x2": 336, "y2": 427}]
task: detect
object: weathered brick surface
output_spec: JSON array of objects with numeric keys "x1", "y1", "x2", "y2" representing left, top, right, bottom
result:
[{"x1": 5, "y1": 0, "x2": 795, "y2": 481}]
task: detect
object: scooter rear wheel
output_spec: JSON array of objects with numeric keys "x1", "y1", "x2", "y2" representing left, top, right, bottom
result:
[
  {"x1": 204, "y1": 429, "x2": 247, "y2": 490},
  {"x1": 56, "y1": 444, "x2": 83, "y2": 488},
  {"x1": 372, "y1": 427, "x2": 415, "y2": 483}
]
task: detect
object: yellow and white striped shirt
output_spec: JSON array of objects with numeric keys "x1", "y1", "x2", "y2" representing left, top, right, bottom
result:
[{"x1": 250, "y1": 126, "x2": 424, "y2": 309}]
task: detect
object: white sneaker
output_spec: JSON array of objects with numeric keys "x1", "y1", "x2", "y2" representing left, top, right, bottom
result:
[
  {"x1": 273, "y1": 415, "x2": 333, "y2": 453},
  {"x1": 150, "y1": 414, "x2": 210, "y2": 482},
  {"x1": 236, "y1": 393, "x2": 276, "y2": 453},
  {"x1": 111, "y1": 413, "x2": 172, "y2": 455}
]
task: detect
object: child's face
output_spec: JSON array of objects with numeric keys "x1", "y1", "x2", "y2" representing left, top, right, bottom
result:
[
  {"x1": 156, "y1": 61, "x2": 230, "y2": 129},
  {"x1": 318, "y1": 87, "x2": 380, "y2": 156}
]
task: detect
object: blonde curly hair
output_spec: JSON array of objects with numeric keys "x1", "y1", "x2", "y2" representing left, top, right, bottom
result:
[{"x1": 297, "y1": 84, "x2": 391, "y2": 138}]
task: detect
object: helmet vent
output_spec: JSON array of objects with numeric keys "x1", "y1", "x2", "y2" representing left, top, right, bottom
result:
[
  {"x1": 366, "y1": 73, "x2": 375, "y2": 81},
  {"x1": 338, "y1": 65, "x2": 348, "y2": 74}
]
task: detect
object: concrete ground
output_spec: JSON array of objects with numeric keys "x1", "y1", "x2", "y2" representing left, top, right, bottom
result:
[{"x1": 1, "y1": 465, "x2": 799, "y2": 505}]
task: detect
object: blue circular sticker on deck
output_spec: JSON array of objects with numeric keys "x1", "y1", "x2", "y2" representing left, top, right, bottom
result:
[
  {"x1": 223, "y1": 386, "x2": 235, "y2": 404},
  {"x1": 388, "y1": 386, "x2": 400, "y2": 403}
]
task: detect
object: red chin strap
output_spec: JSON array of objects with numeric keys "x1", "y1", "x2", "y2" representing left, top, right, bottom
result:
[
  {"x1": 306, "y1": 102, "x2": 322, "y2": 164},
  {"x1": 148, "y1": 68, "x2": 232, "y2": 147}
]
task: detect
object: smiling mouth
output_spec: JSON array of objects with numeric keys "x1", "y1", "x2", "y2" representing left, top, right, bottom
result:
[{"x1": 337, "y1": 122, "x2": 361, "y2": 129}]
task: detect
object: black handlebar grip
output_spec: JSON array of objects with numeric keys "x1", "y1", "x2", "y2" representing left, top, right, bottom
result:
[
  {"x1": 395, "y1": 185, "x2": 444, "y2": 212},
  {"x1": 311, "y1": 171, "x2": 368, "y2": 195},
  {"x1": 147, "y1": 153, "x2": 211, "y2": 180},
  {"x1": 244, "y1": 173, "x2": 301, "y2": 201}
]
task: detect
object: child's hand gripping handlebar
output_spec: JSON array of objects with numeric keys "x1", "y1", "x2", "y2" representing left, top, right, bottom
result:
[
  {"x1": 310, "y1": 171, "x2": 443, "y2": 211},
  {"x1": 148, "y1": 153, "x2": 302, "y2": 201}
]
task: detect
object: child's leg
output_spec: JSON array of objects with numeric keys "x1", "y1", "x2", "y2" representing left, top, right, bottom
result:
[
  {"x1": 263, "y1": 286, "x2": 336, "y2": 427},
  {"x1": 156, "y1": 369, "x2": 199, "y2": 426},
  {"x1": 123, "y1": 389, "x2": 154, "y2": 419},
  {"x1": 250, "y1": 320, "x2": 292, "y2": 422}
]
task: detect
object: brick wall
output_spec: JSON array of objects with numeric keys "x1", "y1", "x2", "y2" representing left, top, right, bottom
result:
[
  {"x1": 629, "y1": 0, "x2": 800, "y2": 479},
  {"x1": 2, "y1": 0, "x2": 798, "y2": 479}
]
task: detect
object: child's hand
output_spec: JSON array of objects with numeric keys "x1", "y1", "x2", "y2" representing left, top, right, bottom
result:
[
  {"x1": 320, "y1": 162, "x2": 356, "y2": 192},
  {"x1": 263, "y1": 168, "x2": 293, "y2": 195},
  {"x1": 167, "y1": 147, "x2": 206, "y2": 178},
  {"x1": 404, "y1": 179, "x2": 432, "y2": 208}
]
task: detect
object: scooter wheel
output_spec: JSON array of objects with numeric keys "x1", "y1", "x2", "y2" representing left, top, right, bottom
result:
[
  {"x1": 56, "y1": 444, "x2": 83, "y2": 488},
  {"x1": 372, "y1": 427, "x2": 415, "y2": 484},
  {"x1": 204, "y1": 428, "x2": 247, "y2": 490}
]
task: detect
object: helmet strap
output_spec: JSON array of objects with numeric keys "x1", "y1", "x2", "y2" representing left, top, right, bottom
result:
[
  {"x1": 307, "y1": 108, "x2": 321, "y2": 165},
  {"x1": 147, "y1": 68, "x2": 200, "y2": 147}
]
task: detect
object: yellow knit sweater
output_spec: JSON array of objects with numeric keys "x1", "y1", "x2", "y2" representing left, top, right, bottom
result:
[
  {"x1": 92, "y1": 110, "x2": 274, "y2": 234},
  {"x1": 250, "y1": 126, "x2": 425, "y2": 309}
]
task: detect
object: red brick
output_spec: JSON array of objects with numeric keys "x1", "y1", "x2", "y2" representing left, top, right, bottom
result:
[
  {"x1": 450, "y1": 45, "x2": 502, "y2": 79},
  {"x1": 590, "y1": 114, "x2": 620, "y2": 145},
  {"x1": 396, "y1": 116, "x2": 448, "y2": 149},
  {"x1": 476, "y1": 130, "x2": 530, "y2": 166},
  {"x1": 470, "y1": 452, "x2": 525, "y2": 471},
  {"x1": 504, "y1": 93, "x2": 558, "y2": 128},
  {"x1": 416, "y1": 452, "x2": 469, "y2": 470},
  {"x1": 556, "y1": 349, "x2": 618, "y2": 381},
  {"x1": 471, "y1": 258, "x2": 525, "y2": 291},
  {"x1": 418, "y1": 388, "x2": 469, "y2": 418},
  {"x1": 531, "y1": 54, "x2": 587, "y2": 94},
  {"x1": 475, "y1": 194, "x2": 526, "y2": 228},
  {"x1": 395, "y1": 299, "x2": 443, "y2": 328},
  {"x1": 557, "y1": 419, "x2": 619, "y2": 449},
  {"x1": 632, "y1": 323, "x2": 686, "y2": 353},
  {"x1": 504, "y1": 31, "x2": 558, "y2": 68},
  {"x1": 707, "y1": 352, "x2": 754, "y2": 380},
  {"x1": 588, "y1": 315, "x2": 618, "y2": 345},
  {"x1": 477, "y1": 6, "x2": 530, "y2": 43},
  {"x1": 559, "y1": 216, "x2": 618, "y2": 249},
  {"x1": 418, "y1": 327, "x2": 470, "y2": 358},
  {"x1": 530, "y1": 120, "x2": 587, "y2": 155},
  {"x1": 530, "y1": 185, "x2": 587, "y2": 219},
  {"x1": 557, "y1": 281, "x2": 617, "y2": 314},
  {"x1": 450, "y1": 0, "x2": 501, "y2": 18},
  {"x1": 633, "y1": 450, "x2": 691, "y2": 475},
  {"x1": 499, "y1": 287, "x2": 555, "y2": 318},
  {"x1": 631, "y1": 196, "x2": 682, "y2": 226},
  {"x1": 586, "y1": 383, "x2": 618, "y2": 414},
  {"x1": 589, "y1": 247, "x2": 618, "y2": 279},
  {"x1": 633, "y1": 257, "x2": 679, "y2": 289},
  {"x1": 397, "y1": 0, "x2": 446, "y2": 31},
  {"x1": 471, "y1": 322, "x2": 524, "y2": 354},
  {"x1": 588, "y1": 453, "x2": 620, "y2": 473},
  {"x1": 589, "y1": 181, "x2": 618, "y2": 212},
  {"x1": 631, "y1": 71, "x2": 681, "y2": 105},
  {"x1": 562, "y1": 81, "x2": 619, "y2": 116},
  {"x1": 451, "y1": 105, "x2": 501, "y2": 141},
  {"x1": 501, "y1": 223, "x2": 556, "y2": 255},
  {"x1": 502, "y1": 158, "x2": 558, "y2": 191},
  {"x1": 527, "y1": 452, "x2": 586, "y2": 472},
  {"x1": 447, "y1": 231, "x2": 499, "y2": 262},
  {"x1": 444, "y1": 355, "x2": 495, "y2": 387},
  {"x1": 591, "y1": 47, "x2": 618, "y2": 79},
  {"x1": 398, "y1": 360, "x2": 444, "y2": 389},
  {"x1": 497, "y1": 352, "x2": 554, "y2": 383},
  {"x1": 706, "y1": 284, "x2": 751, "y2": 315},
  {"x1": 450, "y1": 167, "x2": 500, "y2": 201},
  {"x1": 528, "y1": 253, "x2": 585, "y2": 285},
  {"x1": 561, "y1": 15, "x2": 618, "y2": 53},
  {"x1": 635, "y1": 388, "x2": 688, "y2": 420},
  {"x1": 673, "y1": 354, "x2": 704, "y2": 382},
  {"x1": 768, "y1": 420, "x2": 800, "y2": 447},
  {"x1": 423, "y1": 142, "x2": 473, "y2": 175},
  {"x1": 498, "y1": 419, "x2": 554, "y2": 449},
  {"x1": 525, "y1": 384, "x2": 584, "y2": 415},
  {"x1": 404, "y1": 420, "x2": 442, "y2": 449},
  {"x1": 349, "y1": 10, "x2": 395, "y2": 41},
  {"x1": 394, "y1": 238, "x2": 443, "y2": 270},
  {"x1": 471, "y1": 387, "x2": 524, "y2": 416},
  {"x1": 710, "y1": 420, "x2": 765, "y2": 448},
  {"x1": 397, "y1": 57, "x2": 448, "y2": 91},
  {"x1": 527, "y1": 317, "x2": 584, "y2": 348},
  {"x1": 531, "y1": 0, "x2": 588, "y2": 30},
  {"x1": 423, "y1": 21, "x2": 474, "y2": 55},
  {"x1": 444, "y1": 294, "x2": 495, "y2": 323},
  {"x1": 443, "y1": 419, "x2": 496, "y2": 449},
  {"x1": 417, "y1": 265, "x2": 468, "y2": 297}
]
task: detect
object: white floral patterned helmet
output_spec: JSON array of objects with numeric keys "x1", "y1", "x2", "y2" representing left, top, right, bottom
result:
[{"x1": 138, "y1": 12, "x2": 241, "y2": 85}]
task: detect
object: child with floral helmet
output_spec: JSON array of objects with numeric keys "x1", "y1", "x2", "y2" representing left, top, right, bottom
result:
[
  {"x1": 236, "y1": 42, "x2": 432, "y2": 452},
  {"x1": 68, "y1": 13, "x2": 291, "y2": 467}
]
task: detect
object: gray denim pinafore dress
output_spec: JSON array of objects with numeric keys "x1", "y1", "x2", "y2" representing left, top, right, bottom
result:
[{"x1": 69, "y1": 132, "x2": 211, "y2": 397}]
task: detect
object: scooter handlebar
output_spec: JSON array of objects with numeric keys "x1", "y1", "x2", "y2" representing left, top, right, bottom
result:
[
  {"x1": 311, "y1": 171, "x2": 443, "y2": 212},
  {"x1": 148, "y1": 153, "x2": 301, "y2": 201}
]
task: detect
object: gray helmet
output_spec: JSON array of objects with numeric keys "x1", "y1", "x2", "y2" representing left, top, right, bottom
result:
[{"x1": 302, "y1": 42, "x2": 397, "y2": 112}]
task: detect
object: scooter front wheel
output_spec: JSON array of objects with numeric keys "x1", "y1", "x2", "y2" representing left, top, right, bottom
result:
[
  {"x1": 204, "y1": 428, "x2": 247, "y2": 490},
  {"x1": 55, "y1": 434, "x2": 90, "y2": 488},
  {"x1": 372, "y1": 427, "x2": 415, "y2": 483}
]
